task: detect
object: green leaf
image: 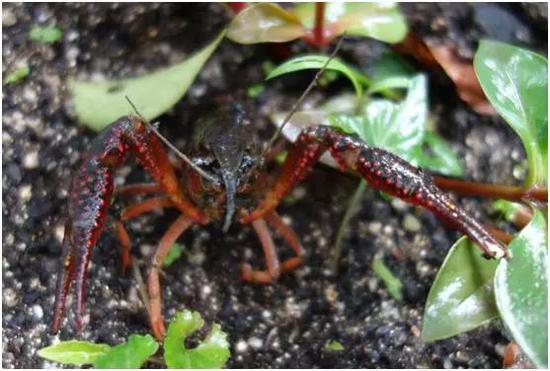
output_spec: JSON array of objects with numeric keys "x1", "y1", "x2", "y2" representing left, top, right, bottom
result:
[
  {"x1": 494, "y1": 209, "x2": 548, "y2": 368},
  {"x1": 37, "y1": 340, "x2": 111, "y2": 365},
  {"x1": 29, "y1": 25, "x2": 62, "y2": 43},
  {"x1": 164, "y1": 310, "x2": 231, "y2": 369},
  {"x1": 93, "y1": 334, "x2": 158, "y2": 369},
  {"x1": 4, "y1": 65, "x2": 30, "y2": 85},
  {"x1": 324, "y1": 340, "x2": 344, "y2": 352},
  {"x1": 371, "y1": 255, "x2": 403, "y2": 301},
  {"x1": 267, "y1": 54, "x2": 367, "y2": 97},
  {"x1": 422, "y1": 237, "x2": 499, "y2": 342},
  {"x1": 227, "y1": 3, "x2": 305, "y2": 44},
  {"x1": 294, "y1": 3, "x2": 407, "y2": 43},
  {"x1": 71, "y1": 31, "x2": 225, "y2": 131},
  {"x1": 474, "y1": 40, "x2": 548, "y2": 187},
  {"x1": 366, "y1": 76, "x2": 410, "y2": 96},
  {"x1": 164, "y1": 243, "x2": 184, "y2": 267},
  {"x1": 370, "y1": 51, "x2": 415, "y2": 83},
  {"x1": 330, "y1": 74, "x2": 427, "y2": 159},
  {"x1": 412, "y1": 131, "x2": 464, "y2": 177},
  {"x1": 492, "y1": 200, "x2": 525, "y2": 223}
]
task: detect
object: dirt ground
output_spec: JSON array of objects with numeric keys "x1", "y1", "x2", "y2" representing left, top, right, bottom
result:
[{"x1": 2, "y1": 3, "x2": 547, "y2": 368}]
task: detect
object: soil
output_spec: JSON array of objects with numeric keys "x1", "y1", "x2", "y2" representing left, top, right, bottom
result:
[{"x1": 2, "y1": 3, "x2": 546, "y2": 369}]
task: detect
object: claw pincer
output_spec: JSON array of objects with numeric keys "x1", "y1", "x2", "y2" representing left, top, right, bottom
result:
[{"x1": 52, "y1": 116, "x2": 206, "y2": 333}]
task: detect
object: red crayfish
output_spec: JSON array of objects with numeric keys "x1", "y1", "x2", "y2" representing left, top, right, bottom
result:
[{"x1": 52, "y1": 102, "x2": 507, "y2": 340}]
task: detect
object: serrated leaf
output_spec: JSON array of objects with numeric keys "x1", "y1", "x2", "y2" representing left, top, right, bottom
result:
[
  {"x1": 29, "y1": 25, "x2": 62, "y2": 43},
  {"x1": 71, "y1": 31, "x2": 225, "y2": 131},
  {"x1": 494, "y1": 209, "x2": 548, "y2": 368},
  {"x1": 412, "y1": 131, "x2": 464, "y2": 177},
  {"x1": 330, "y1": 74, "x2": 427, "y2": 159},
  {"x1": 267, "y1": 54, "x2": 367, "y2": 97},
  {"x1": 227, "y1": 3, "x2": 305, "y2": 44},
  {"x1": 37, "y1": 340, "x2": 111, "y2": 365},
  {"x1": 422, "y1": 236, "x2": 499, "y2": 342},
  {"x1": 294, "y1": 3, "x2": 407, "y2": 43},
  {"x1": 93, "y1": 334, "x2": 158, "y2": 369},
  {"x1": 474, "y1": 40, "x2": 548, "y2": 187},
  {"x1": 164, "y1": 243, "x2": 184, "y2": 267},
  {"x1": 164, "y1": 310, "x2": 230, "y2": 369}
]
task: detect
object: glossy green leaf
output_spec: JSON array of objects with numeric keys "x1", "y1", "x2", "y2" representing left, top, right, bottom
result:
[
  {"x1": 164, "y1": 243, "x2": 184, "y2": 267},
  {"x1": 71, "y1": 31, "x2": 225, "y2": 131},
  {"x1": 413, "y1": 131, "x2": 464, "y2": 177},
  {"x1": 164, "y1": 310, "x2": 230, "y2": 369},
  {"x1": 330, "y1": 74, "x2": 427, "y2": 159},
  {"x1": 267, "y1": 54, "x2": 368, "y2": 97},
  {"x1": 94, "y1": 335, "x2": 158, "y2": 369},
  {"x1": 366, "y1": 76, "x2": 410, "y2": 96},
  {"x1": 370, "y1": 51, "x2": 415, "y2": 82},
  {"x1": 37, "y1": 340, "x2": 111, "y2": 365},
  {"x1": 474, "y1": 40, "x2": 548, "y2": 186},
  {"x1": 294, "y1": 2, "x2": 407, "y2": 43},
  {"x1": 372, "y1": 255, "x2": 403, "y2": 301},
  {"x1": 494, "y1": 209, "x2": 548, "y2": 368},
  {"x1": 227, "y1": 3, "x2": 305, "y2": 44},
  {"x1": 4, "y1": 65, "x2": 30, "y2": 85},
  {"x1": 29, "y1": 25, "x2": 62, "y2": 43},
  {"x1": 422, "y1": 236, "x2": 499, "y2": 342}
]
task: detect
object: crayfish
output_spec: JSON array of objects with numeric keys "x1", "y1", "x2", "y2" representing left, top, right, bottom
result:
[{"x1": 52, "y1": 101, "x2": 507, "y2": 340}]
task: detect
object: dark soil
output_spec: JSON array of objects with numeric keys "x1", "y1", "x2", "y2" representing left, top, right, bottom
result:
[{"x1": 2, "y1": 3, "x2": 546, "y2": 369}]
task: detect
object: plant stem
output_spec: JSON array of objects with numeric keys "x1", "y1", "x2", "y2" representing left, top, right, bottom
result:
[
  {"x1": 433, "y1": 176, "x2": 547, "y2": 204},
  {"x1": 313, "y1": 2, "x2": 326, "y2": 47},
  {"x1": 329, "y1": 180, "x2": 367, "y2": 274}
]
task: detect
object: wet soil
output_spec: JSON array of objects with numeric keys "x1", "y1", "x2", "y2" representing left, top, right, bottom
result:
[{"x1": 2, "y1": 3, "x2": 546, "y2": 369}]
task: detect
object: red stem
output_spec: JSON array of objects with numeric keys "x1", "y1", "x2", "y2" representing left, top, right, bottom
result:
[
  {"x1": 433, "y1": 176, "x2": 547, "y2": 204},
  {"x1": 313, "y1": 2, "x2": 326, "y2": 47}
]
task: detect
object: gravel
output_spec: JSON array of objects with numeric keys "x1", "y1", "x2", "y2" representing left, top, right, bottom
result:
[{"x1": 2, "y1": 3, "x2": 545, "y2": 369}]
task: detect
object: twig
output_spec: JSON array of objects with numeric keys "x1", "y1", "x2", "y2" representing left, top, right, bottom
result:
[{"x1": 131, "y1": 260, "x2": 150, "y2": 315}]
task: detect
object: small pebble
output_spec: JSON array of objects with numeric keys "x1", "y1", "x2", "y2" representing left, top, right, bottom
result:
[
  {"x1": 403, "y1": 214, "x2": 421, "y2": 233},
  {"x1": 19, "y1": 185, "x2": 32, "y2": 202},
  {"x1": 2, "y1": 9, "x2": 16, "y2": 27},
  {"x1": 235, "y1": 340, "x2": 248, "y2": 353},
  {"x1": 248, "y1": 337, "x2": 263, "y2": 349},
  {"x1": 32, "y1": 304, "x2": 43, "y2": 320},
  {"x1": 23, "y1": 151, "x2": 39, "y2": 169}
]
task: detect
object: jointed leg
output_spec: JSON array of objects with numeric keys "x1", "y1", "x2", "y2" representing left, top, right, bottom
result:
[
  {"x1": 147, "y1": 214, "x2": 193, "y2": 340},
  {"x1": 242, "y1": 126, "x2": 507, "y2": 259},
  {"x1": 241, "y1": 212, "x2": 305, "y2": 284}
]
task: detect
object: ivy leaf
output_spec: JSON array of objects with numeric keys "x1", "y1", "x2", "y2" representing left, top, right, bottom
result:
[
  {"x1": 494, "y1": 209, "x2": 548, "y2": 368},
  {"x1": 164, "y1": 310, "x2": 230, "y2": 369},
  {"x1": 71, "y1": 31, "x2": 225, "y2": 131},
  {"x1": 37, "y1": 340, "x2": 111, "y2": 365},
  {"x1": 29, "y1": 25, "x2": 63, "y2": 43},
  {"x1": 267, "y1": 54, "x2": 368, "y2": 97},
  {"x1": 93, "y1": 335, "x2": 158, "y2": 369},
  {"x1": 422, "y1": 237, "x2": 499, "y2": 342},
  {"x1": 330, "y1": 74, "x2": 427, "y2": 160},
  {"x1": 412, "y1": 131, "x2": 464, "y2": 177},
  {"x1": 474, "y1": 40, "x2": 548, "y2": 187},
  {"x1": 227, "y1": 3, "x2": 305, "y2": 44},
  {"x1": 293, "y1": 3, "x2": 407, "y2": 43}
]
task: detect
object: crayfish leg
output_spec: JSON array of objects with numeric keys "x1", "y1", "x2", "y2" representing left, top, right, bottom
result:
[
  {"x1": 147, "y1": 214, "x2": 193, "y2": 340},
  {"x1": 245, "y1": 126, "x2": 507, "y2": 259},
  {"x1": 51, "y1": 220, "x2": 75, "y2": 333}
]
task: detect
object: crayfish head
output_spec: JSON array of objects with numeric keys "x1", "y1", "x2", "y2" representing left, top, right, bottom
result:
[{"x1": 188, "y1": 103, "x2": 262, "y2": 231}]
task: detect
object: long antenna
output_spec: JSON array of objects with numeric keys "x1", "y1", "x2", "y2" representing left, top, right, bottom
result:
[
  {"x1": 264, "y1": 35, "x2": 346, "y2": 153},
  {"x1": 125, "y1": 96, "x2": 218, "y2": 184}
]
